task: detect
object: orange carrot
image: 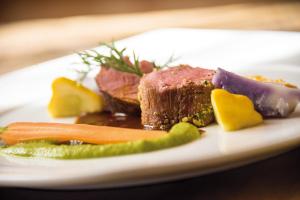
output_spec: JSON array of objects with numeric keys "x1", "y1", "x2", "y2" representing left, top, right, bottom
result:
[{"x1": 0, "y1": 122, "x2": 167, "y2": 145}]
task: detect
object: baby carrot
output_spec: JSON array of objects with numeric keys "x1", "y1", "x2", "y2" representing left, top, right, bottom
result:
[{"x1": 0, "y1": 122, "x2": 167, "y2": 145}]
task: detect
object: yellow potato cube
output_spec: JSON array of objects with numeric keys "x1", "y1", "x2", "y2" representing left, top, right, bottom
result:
[
  {"x1": 48, "y1": 77, "x2": 104, "y2": 117},
  {"x1": 211, "y1": 89, "x2": 263, "y2": 131}
]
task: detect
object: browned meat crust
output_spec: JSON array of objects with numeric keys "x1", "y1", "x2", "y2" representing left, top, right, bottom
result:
[{"x1": 139, "y1": 65, "x2": 215, "y2": 130}]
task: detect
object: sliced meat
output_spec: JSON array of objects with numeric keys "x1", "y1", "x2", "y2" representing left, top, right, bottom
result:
[
  {"x1": 95, "y1": 59, "x2": 153, "y2": 114},
  {"x1": 139, "y1": 65, "x2": 215, "y2": 130}
]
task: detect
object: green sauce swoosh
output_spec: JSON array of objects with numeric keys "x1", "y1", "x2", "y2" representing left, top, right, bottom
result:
[{"x1": 0, "y1": 122, "x2": 201, "y2": 159}]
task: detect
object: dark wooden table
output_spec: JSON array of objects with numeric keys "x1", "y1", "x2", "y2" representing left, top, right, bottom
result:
[{"x1": 1, "y1": 147, "x2": 300, "y2": 199}]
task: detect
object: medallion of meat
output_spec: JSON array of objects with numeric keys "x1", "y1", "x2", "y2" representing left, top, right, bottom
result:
[
  {"x1": 139, "y1": 65, "x2": 215, "y2": 130},
  {"x1": 96, "y1": 59, "x2": 153, "y2": 114}
]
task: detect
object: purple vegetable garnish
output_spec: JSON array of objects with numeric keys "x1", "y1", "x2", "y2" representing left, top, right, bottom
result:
[{"x1": 212, "y1": 68, "x2": 300, "y2": 117}]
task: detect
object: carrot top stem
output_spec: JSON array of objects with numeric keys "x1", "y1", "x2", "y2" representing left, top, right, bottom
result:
[{"x1": 0, "y1": 127, "x2": 5, "y2": 134}]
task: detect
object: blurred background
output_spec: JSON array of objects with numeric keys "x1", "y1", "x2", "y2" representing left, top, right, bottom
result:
[{"x1": 1, "y1": 0, "x2": 300, "y2": 74}]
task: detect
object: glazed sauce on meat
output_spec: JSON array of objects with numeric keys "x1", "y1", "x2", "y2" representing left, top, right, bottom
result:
[{"x1": 76, "y1": 112, "x2": 144, "y2": 129}]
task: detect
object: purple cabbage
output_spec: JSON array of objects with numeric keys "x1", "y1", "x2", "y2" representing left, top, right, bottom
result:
[{"x1": 212, "y1": 68, "x2": 300, "y2": 117}]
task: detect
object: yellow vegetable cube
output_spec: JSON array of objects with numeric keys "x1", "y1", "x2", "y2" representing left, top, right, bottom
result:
[
  {"x1": 48, "y1": 77, "x2": 104, "y2": 117},
  {"x1": 211, "y1": 89, "x2": 263, "y2": 131}
]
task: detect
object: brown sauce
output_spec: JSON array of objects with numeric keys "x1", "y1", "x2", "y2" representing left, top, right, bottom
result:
[
  {"x1": 76, "y1": 112, "x2": 204, "y2": 133},
  {"x1": 76, "y1": 112, "x2": 144, "y2": 129}
]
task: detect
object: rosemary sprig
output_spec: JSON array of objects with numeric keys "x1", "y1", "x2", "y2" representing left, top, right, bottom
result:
[
  {"x1": 152, "y1": 54, "x2": 178, "y2": 70},
  {"x1": 77, "y1": 43, "x2": 177, "y2": 82},
  {"x1": 78, "y1": 43, "x2": 142, "y2": 80}
]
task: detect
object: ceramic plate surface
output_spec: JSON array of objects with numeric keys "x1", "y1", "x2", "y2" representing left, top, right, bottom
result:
[{"x1": 1, "y1": 28, "x2": 300, "y2": 189}]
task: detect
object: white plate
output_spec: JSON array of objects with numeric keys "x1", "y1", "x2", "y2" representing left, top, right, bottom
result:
[{"x1": 0, "y1": 28, "x2": 300, "y2": 189}]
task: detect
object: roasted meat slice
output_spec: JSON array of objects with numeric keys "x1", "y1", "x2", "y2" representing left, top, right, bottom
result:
[
  {"x1": 96, "y1": 59, "x2": 153, "y2": 114},
  {"x1": 139, "y1": 65, "x2": 215, "y2": 130}
]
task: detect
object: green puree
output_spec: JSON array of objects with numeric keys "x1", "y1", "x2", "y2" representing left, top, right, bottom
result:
[{"x1": 0, "y1": 122, "x2": 200, "y2": 159}]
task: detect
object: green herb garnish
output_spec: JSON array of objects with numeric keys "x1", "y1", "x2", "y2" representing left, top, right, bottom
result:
[
  {"x1": 77, "y1": 43, "x2": 142, "y2": 81},
  {"x1": 152, "y1": 54, "x2": 177, "y2": 70},
  {"x1": 77, "y1": 43, "x2": 177, "y2": 82}
]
